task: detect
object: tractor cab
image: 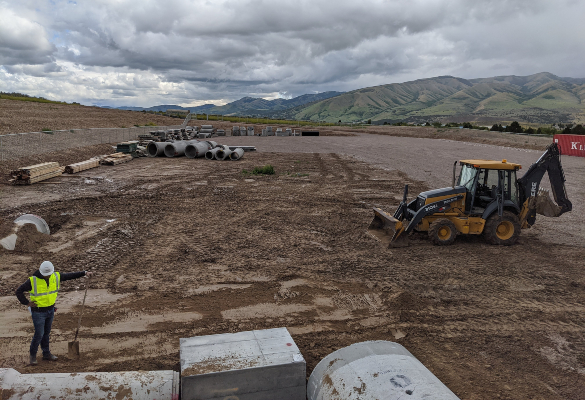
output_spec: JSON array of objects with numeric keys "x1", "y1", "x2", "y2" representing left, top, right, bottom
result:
[{"x1": 457, "y1": 159, "x2": 521, "y2": 216}]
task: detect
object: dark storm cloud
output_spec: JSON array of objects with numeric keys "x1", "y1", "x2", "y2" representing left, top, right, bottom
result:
[{"x1": 1, "y1": 0, "x2": 583, "y2": 106}]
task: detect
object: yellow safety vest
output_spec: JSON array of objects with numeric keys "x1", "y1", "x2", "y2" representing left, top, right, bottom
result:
[{"x1": 29, "y1": 272, "x2": 61, "y2": 307}]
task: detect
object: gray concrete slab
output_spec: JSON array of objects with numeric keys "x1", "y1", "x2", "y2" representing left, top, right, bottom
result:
[{"x1": 180, "y1": 327, "x2": 305, "y2": 400}]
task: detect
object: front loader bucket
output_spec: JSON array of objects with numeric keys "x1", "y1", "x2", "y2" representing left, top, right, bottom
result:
[{"x1": 367, "y1": 207, "x2": 409, "y2": 248}]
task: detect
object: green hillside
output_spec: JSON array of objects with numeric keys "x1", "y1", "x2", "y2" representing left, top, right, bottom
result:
[{"x1": 287, "y1": 73, "x2": 585, "y2": 124}]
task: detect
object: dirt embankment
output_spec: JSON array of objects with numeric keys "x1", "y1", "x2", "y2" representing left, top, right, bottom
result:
[
  {"x1": 0, "y1": 100, "x2": 181, "y2": 134},
  {"x1": 319, "y1": 125, "x2": 554, "y2": 151}
]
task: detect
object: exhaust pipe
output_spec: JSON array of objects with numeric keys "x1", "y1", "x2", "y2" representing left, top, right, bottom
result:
[
  {"x1": 230, "y1": 147, "x2": 245, "y2": 160},
  {"x1": 185, "y1": 142, "x2": 211, "y2": 158},
  {"x1": 146, "y1": 141, "x2": 167, "y2": 157},
  {"x1": 164, "y1": 140, "x2": 198, "y2": 157},
  {"x1": 205, "y1": 148, "x2": 220, "y2": 160}
]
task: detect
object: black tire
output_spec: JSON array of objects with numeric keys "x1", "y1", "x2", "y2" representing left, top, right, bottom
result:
[
  {"x1": 429, "y1": 219, "x2": 457, "y2": 246},
  {"x1": 484, "y1": 211, "x2": 521, "y2": 246}
]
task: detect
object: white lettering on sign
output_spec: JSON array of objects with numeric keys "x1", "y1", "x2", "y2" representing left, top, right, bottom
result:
[
  {"x1": 571, "y1": 142, "x2": 578, "y2": 150},
  {"x1": 531, "y1": 182, "x2": 538, "y2": 197}
]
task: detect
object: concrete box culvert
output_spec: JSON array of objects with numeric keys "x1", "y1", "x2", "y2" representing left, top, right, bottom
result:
[
  {"x1": 147, "y1": 141, "x2": 167, "y2": 157},
  {"x1": 180, "y1": 328, "x2": 306, "y2": 400},
  {"x1": 205, "y1": 148, "x2": 220, "y2": 160},
  {"x1": 307, "y1": 341, "x2": 460, "y2": 400},
  {"x1": 230, "y1": 147, "x2": 245, "y2": 160},
  {"x1": 185, "y1": 142, "x2": 210, "y2": 158}
]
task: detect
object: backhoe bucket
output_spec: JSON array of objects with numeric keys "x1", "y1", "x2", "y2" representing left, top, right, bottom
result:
[
  {"x1": 535, "y1": 188, "x2": 563, "y2": 217},
  {"x1": 367, "y1": 207, "x2": 409, "y2": 248}
]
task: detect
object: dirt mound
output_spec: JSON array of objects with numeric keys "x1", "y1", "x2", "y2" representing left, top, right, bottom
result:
[
  {"x1": 0, "y1": 218, "x2": 17, "y2": 238},
  {"x1": 13, "y1": 223, "x2": 52, "y2": 252}
]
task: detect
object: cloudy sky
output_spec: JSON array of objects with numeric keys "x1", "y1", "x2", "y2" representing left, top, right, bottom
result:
[{"x1": 1, "y1": 0, "x2": 584, "y2": 107}]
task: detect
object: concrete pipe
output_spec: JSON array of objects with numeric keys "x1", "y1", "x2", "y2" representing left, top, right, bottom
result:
[
  {"x1": 147, "y1": 141, "x2": 167, "y2": 157},
  {"x1": 307, "y1": 341, "x2": 459, "y2": 400},
  {"x1": 0, "y1": 368, "x2": 179, "y2": 400},
  {"x1": 216, "y1": 148, "x2": 233, "y2": 160},
  {"x1": 205, "y1": 148, "x2": 220, "y2": 160},
  {"x1": 230, "y1": 147, "x2": 245, "y2": 160},
  {"x1": 164, "y1": 140, "x2": 198, "y2": 157},
  {"x1": 201, "y1": 125, "x2": 213, "y2": 129},
  {"x1": 205, "y1": 140, "x2": 218, "y2": 148},
  {"x1": 185, "y1": 142, "x2": 210, "y2": 158}
]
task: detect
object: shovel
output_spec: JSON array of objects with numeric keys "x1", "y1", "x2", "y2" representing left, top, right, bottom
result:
[{"x1": 68, "y1": 277, "x2": 90, "y2": 358}]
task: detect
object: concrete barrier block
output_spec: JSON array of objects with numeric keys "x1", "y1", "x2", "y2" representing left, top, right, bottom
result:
[{"x1": 180, "y1": 327, "x2": 305, "y2": 400}]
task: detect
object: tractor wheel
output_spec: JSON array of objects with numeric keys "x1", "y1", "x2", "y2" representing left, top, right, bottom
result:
[
  {"x1": 428, "y1": 219, "x2": 457, "y2": 246},
  {"x1": 484, "y1": 211, "x2": 521, "y2": 246}
]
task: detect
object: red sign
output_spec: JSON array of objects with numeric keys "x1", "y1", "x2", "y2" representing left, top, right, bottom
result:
[{"x1": 554, "y1": 134, "x2": 585, "y2": 158}]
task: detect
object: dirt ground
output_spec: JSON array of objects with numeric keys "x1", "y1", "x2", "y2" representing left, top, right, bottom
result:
[{"x1": 1, "y1": 134, "x2": 584, "y2": 400}]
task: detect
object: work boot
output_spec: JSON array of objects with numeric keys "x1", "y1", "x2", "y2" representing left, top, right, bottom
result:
[
  {"x1": 30, "y1": 354, "x2": 37, "y2": 365},
  {"x1": 42, "y1": 353, "x2": 58, "y2": 361}
]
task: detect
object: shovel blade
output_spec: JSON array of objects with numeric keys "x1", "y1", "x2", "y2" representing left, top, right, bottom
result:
[{"x1": 68, "y1": 341, "x2": 80, "y2": 358}]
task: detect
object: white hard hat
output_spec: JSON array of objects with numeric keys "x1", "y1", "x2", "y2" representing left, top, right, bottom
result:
[{"x1": 39, "y1": 261, "x2": 54, "y2": 276}]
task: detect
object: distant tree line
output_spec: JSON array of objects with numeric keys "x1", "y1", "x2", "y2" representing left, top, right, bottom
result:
[{"x1": 490, "y1": 121, "x2": 585, "y2": 136}]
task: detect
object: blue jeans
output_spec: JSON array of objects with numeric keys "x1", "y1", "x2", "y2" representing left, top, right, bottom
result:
[{"x1": 30, "y1": 309, "x2": 54, "y2": 356}]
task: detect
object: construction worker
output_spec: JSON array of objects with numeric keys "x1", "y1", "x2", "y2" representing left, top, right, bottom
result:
[{"x1": 15, "y1": 261, "x2": 93, "y2": 365}]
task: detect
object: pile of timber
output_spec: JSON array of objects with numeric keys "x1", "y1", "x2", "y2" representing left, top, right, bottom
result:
[
  {"x1": 100, "y1": 152, "x2": 133, "y2": 165},
  {"x1": 65, "y1": 159, "x2": 100, "y2": 174},
  {"x1": 10, "y1": 162, "x2": 64, "y2": 185}
]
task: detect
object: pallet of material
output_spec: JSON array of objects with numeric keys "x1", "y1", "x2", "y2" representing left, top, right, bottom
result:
[
  {"x1": 65, "y1": 159, "x2": 100, "y2": 174},
  {"x1": 99, "y1": 152, "x2": 133, "y2": 165},
  {"x1": 10, "y1": 166, "x2": 65, "y2": 185}
]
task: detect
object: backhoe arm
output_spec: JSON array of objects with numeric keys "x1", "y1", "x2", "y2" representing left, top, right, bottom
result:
[{"x1": 517, "y1": 143, "x2": 572, "y2": 226}]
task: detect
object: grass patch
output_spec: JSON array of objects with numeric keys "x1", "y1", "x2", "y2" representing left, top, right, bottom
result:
[
  {"x1": 0, "y1": 92, "x2": 68, "y2": 105},
  {"x1": 242, "y1": 165, "x2": 275, "y2": 175}
]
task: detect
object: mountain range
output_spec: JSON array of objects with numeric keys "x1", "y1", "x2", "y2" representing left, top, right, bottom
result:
[
  {"x1": 111, "y1": 91, "x2": 343, "y2": 116},
  {"x1": 109, "y1": 73, "x2": 585, "y2": 125},
  {"x1": 288, "y1": 72, "x2": 585, "y2": 124}
]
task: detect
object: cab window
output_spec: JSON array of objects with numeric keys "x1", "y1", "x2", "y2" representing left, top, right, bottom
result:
[{"x1": 457, "y1": 165, "x2": 478, "y2": 192}]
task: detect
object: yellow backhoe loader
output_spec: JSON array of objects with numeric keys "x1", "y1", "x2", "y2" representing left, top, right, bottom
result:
[{"x1": 367, "y1": 143, "x2": 572, "y2": 247}]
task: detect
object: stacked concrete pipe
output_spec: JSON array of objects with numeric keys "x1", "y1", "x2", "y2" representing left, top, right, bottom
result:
[
  {"x1": 164, "y1": 140, "x2": 198, "y2": 157},
  {"x1": 185, "y1": 141, "x2": 212, "y2": 159},
  {"x1": 215, "y1": 145, "x2": 233, "y2": 160},
  {"x1": 230, "y1": 148, "x2": 245, "y2": 160},
  {"x1": 205, "y1": 148, "x2": 220, "y2": 160},
  {"x1": 146, "y1": 141, "x2": 168, "y2": 157}
]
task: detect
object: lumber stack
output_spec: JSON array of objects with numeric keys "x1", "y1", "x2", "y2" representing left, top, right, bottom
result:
[
  {"x1": 65, "y1": 159, "x2": 100, "y2": 174},
  {"x1": 100, "y1": 152, "x2": 133, "y2": 165},
  {"x1": 10, "y1": 162, "x2": 64, "y2": 185}
]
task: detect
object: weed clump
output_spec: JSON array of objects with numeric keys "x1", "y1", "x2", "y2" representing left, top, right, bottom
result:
[{"x1": 242, "y1": 165, "x2": 275, "y2": 175}]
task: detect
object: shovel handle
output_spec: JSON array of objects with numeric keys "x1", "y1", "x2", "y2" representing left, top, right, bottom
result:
[{"x1": 73, "y1": 277, "x2": 90, "y2": 342}]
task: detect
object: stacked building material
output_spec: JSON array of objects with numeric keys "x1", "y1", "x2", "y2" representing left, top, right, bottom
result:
[
  {"x1": 65, "y1": 159, "x2": 100, "y2": 174},
  {"x1": 99, "y1": 152, "x2": 133, "y2": 165},
  {"x1": 216, "y1": 129, "x2": 226, "y2": 136},
  {"x1": 232, "y1": 126, "x2": 241, "y2": 136},
  {"x1": 116, "y1": 142, "x2": 138, "y2": 153},
  {"x1": 10, "y1": 162, "x2": 64, "y2": 185},
  {"x1": 247, "y1": 126, "x2": 255, "y2": 136}
]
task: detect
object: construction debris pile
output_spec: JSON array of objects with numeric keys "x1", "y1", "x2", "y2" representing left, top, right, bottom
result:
[{"x1": 9, "y1": 162, "x2": 65, "y2": 185}]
